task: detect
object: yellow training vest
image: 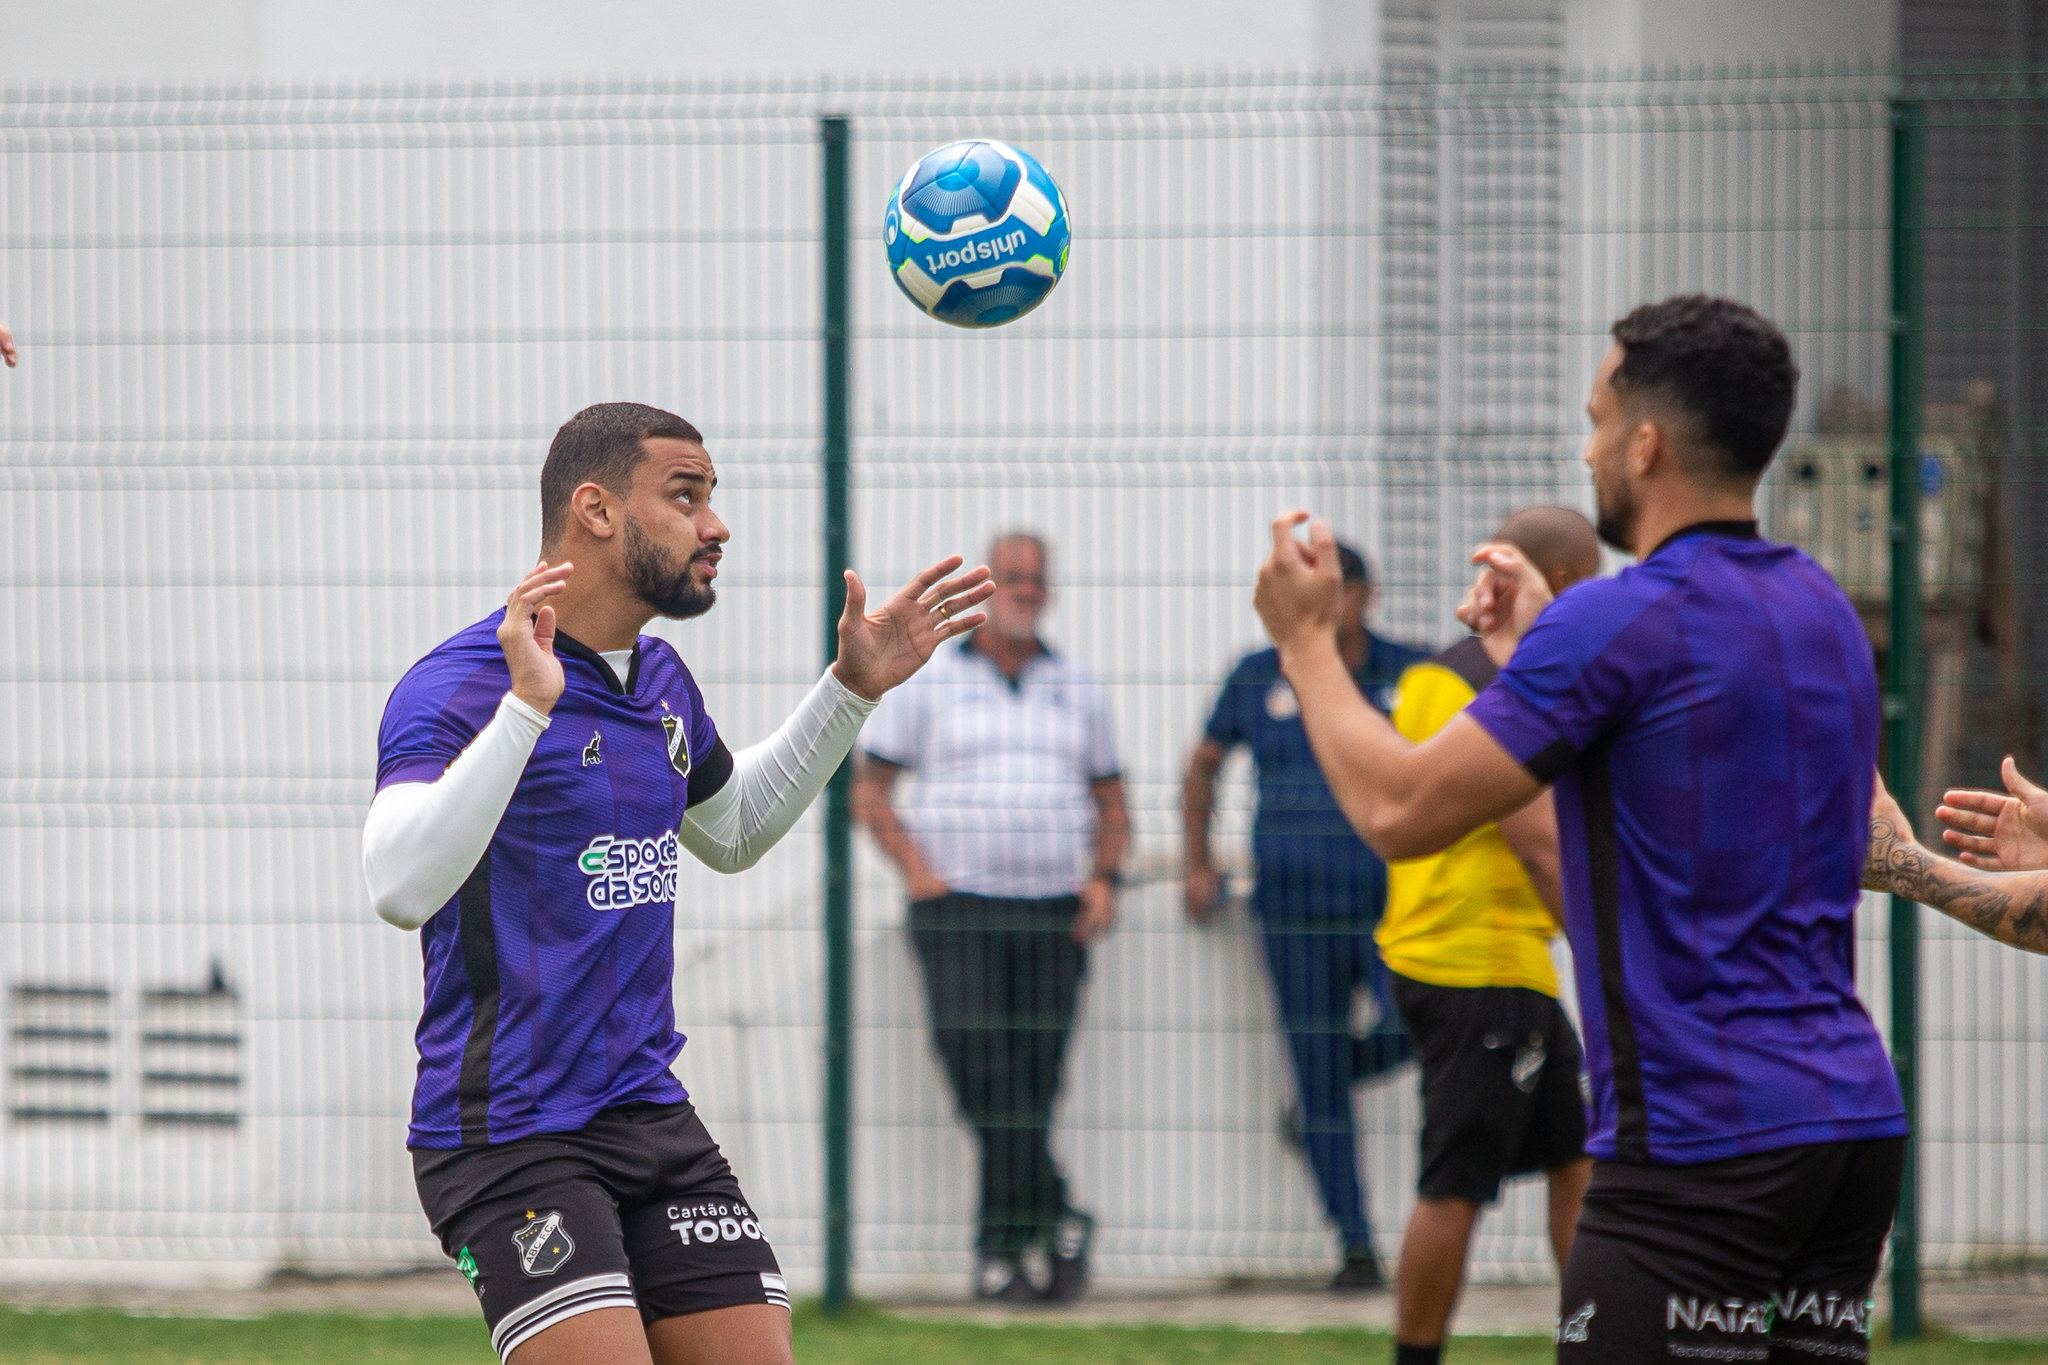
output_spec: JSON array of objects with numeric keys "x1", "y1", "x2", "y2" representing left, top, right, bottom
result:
[{"x1": 1375, "y1": 638, "x2": 1561, "y2": 995}]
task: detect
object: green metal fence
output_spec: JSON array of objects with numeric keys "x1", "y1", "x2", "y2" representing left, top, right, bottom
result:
[{"x1": 0, "y1": 67, "x2": 2042, "y2": 1329}]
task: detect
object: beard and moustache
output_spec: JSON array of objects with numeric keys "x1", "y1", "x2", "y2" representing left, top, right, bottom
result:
[
  {"x1": 623, "y1": 515, "x2": 717, "y2": 620},
  {"x1": 1592, "y1": 461, "x2": 1636, "y2": 553}
]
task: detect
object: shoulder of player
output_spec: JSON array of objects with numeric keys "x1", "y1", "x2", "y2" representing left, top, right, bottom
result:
[
  {"x1": 387, "y1": 615, "x2": 511, "y2": 702},
  {"x1": 1767, "y1": 538, "x2": 1861, "y2": 603},
  {"x1": 1543, "y1": 561, "x2": 1681, "y2": 628},
  {"x1": 1659, "y1": 532, "x2": 1860, "y2": 624},
  {"x1": 1498, "y1": 571, "x2": 1684, "y2": 686},
  {"x1": 632, "y1": 633, "x2": 693, "y2": 682}
]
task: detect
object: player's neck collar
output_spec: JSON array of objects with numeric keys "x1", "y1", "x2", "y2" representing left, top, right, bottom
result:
[
  {"x1": 553, "y1": 628, "x2": 642, "y2": 696},
  {"x1": 1645, "y1": 519, "x2": 1760, "y2": 560}
]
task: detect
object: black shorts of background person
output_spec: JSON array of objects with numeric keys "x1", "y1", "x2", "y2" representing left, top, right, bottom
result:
[
  {"x1": 1392, "y1": 974, "x2": 1586, "y2": 1208},
  {"x1": 1555, "y1": 1137, "x2": 1905, "y2": 1363}
]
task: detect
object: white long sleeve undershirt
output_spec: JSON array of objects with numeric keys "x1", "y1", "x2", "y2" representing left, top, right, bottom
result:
[{"x1": 362, "y1": 667, "x2": 876, "y2": 930}]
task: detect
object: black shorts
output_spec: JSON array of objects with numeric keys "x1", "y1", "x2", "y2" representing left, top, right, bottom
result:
[
  {"x1": 412, "y1": 1100, "x2": 786, "y2": 1362},
  {"x1": 1391, "y1": 973, "x2": 1587, "y2": 1204},
  {"x1": 1556, "y1": 1137, "x2": 1906, "y2": 1363}
]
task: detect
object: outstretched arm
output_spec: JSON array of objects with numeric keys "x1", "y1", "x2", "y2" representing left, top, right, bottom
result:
[
  {"x1": 679, "y1": 554, "x2": 993, "y2": 874},
  {"x1": 1253, "y1": 513, "x2": 1541, "y2": 859},
  {"x1": 1865, "y1": 772, "x2": 2048, "y2": 954}
]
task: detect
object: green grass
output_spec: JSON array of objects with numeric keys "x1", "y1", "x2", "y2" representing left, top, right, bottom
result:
[{"x1": 0, "y1": 1302, "x2": 2042, "y2": 1364}]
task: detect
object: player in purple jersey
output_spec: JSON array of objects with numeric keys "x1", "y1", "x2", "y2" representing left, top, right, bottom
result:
[
  {"x1": 362, "y1": 403, "x2": 992, "y2": 1365},
  {"x1": 1252, "y1": 297, "x2": 1907, "y2": 1364}
]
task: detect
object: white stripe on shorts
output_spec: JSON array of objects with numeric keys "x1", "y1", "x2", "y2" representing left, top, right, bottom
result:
[
  {"x1": 761, "y1": 1271, "x2": 790, "y2": 1309},
  {"x1": 491, "y1": 1271, "x2": 637, "y2": 1360}
]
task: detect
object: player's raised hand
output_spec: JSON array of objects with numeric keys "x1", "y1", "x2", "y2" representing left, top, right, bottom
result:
[
  {"x1": 0, "y1": 322, "x2": 17, "y2": 368},
  {"x1": 499, "y1": 559, "x2": 573, "y2": 715},
  {"x1": 1939, "y1": 757, "x2": 2048, "y2": 872},
  {"x1": 1458, "y1": 541, "x2": 1552, "y2": 647},
  {"x1": 1254, "y1": 511, "x2": 1344, "y2": 657},
  {"x1": 832, "y1": 555, "x2": 995, "y2": 702}
]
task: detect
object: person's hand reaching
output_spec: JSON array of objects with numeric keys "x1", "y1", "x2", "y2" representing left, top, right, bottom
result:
[{"x1": 1939, "y1": 757, "x2": 2048, "y2": 872}]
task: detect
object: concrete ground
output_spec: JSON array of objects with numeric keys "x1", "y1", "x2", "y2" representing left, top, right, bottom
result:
[{"x1": 5, "y1": 1270, "x2": 2046, "y2": 1343}]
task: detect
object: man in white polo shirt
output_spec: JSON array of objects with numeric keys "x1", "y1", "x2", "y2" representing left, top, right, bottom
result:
[{"x1": 854, "y1": 532, "x2": 1128, "y2": 1304}]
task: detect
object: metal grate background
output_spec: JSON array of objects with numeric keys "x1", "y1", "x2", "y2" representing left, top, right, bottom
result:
[{"x1": 0, "y1": 67, "x2": 2042, "y2": 1297}]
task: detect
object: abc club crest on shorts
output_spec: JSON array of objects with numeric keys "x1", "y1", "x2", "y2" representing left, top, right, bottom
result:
[{"x1": 511, "y1": 1210, "x2": 576, "y2": 1277}]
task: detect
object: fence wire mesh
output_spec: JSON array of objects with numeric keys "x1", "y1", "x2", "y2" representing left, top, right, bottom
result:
[{"x1": 0, "y1": 67, "x2": 2042, "y2": 1299}]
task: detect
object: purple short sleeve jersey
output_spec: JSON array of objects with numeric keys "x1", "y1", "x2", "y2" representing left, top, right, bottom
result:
[
  {"x1": 377, "y1": 611, "x2": 734, "y2": 1149},
  {"x1": 1464, "y1": 522, "x2": 1906, "y2": 1165}
]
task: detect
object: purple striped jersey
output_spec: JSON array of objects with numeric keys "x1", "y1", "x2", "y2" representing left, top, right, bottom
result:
[
  {"x1": 1465, "y1": 522, "x2": 1907, "y2": 1164},
  {"x1": 376, "y1": 611, "x2": 734, "y2": 1149}
]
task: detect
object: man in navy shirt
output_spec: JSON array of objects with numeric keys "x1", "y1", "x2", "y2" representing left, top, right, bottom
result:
[
  {"x1": 1253, "y1": 297, "x2": 1907, "y2": 1365},
  {"x1": 364, "y1": 403, "x2": 992, "y2": 1365},
  {"x1": 1184, "y1": 544, "x2": 1429, "y2": 1291}
]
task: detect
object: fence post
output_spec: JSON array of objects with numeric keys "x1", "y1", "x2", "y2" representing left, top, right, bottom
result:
[
  {"x1": 819, "y1": 112, "x2": 855, "y2": 1318},
  {"x1": 1885, "y1": 95, "x2": 1925, "y2": 1345}
]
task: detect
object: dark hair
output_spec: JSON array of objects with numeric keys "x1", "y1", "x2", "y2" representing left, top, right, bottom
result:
[
  {"x1": 1609, "y1": 295, "x2": 1798, "y2": 481},
  {"x1": 1336, "y1": 542, "x2": 1372, "y2": 585},
  {"x1": 540, "y1": 402, "x2": 703, "y2": 542}
]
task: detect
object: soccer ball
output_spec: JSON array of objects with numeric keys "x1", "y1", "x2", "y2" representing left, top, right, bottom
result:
[{"x1": 884, "y1": 140, "x2": 1070, "y2": 329}]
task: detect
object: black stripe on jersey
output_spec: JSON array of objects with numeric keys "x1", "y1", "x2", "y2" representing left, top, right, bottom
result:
[
  {"x1": 1581, "y1": 741, "x2": 1651, "y2": 1162},
  {"x1": 553, "y1": 629, "x2": 640, "y2": 697},
  {"x1": 1433, "y1": 636, "x2": 1499, "y2": 694},
  {"x1": 457, "y1": 853, "x2": 501, "y2": 1147},
  {"x1": 1524, "y1": 738, "x2": 1579, "y2": 786},
  {"x1": 687, "y1": 738, "x2": 736, "y2": 808}
]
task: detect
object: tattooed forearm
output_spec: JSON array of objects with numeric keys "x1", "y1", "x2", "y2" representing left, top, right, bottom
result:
[{"x1": 1866, "y1": 816, "x2": 2048, "y2": 954}]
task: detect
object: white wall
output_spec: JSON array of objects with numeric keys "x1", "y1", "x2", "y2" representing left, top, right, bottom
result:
[
  {"x1": 0, "y1": 0, "x2": 1383, "y2": 86},
  {"x1": 0, "y1": 0, "x2": 1903, "y2": 89},
  {"x1": 1567, "y1": 0, "x2": 1899, "y2": 68}
]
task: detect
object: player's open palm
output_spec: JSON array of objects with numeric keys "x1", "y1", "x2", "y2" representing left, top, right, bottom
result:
[
  {"x1": 499, "y1": 559, "x2": 573, "y2": 714},
  {"x1": 833, "y1": 555, "x2": 995, "y2": 701},
  {"x1": 1940, "y1": 757, "x2": 2048, "y2": 872}
]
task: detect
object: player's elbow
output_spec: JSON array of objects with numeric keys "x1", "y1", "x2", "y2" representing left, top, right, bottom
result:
[
  {"x1": 683, "y1": 838, "x2": 760, "y2": 875},
  {"x1": 369, "y1": 884, "x2": 430, "y2": 932},
  {"x1": 1355, "y1": 800, "x2": 1454, "y2": 862}
]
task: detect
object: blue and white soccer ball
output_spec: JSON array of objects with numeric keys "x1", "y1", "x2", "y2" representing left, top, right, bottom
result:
[{"x1": 884, "y1": 140, "x2": 1070, "y2": 329}]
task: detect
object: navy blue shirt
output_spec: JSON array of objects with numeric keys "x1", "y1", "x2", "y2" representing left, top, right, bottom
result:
[
  {"x1": 377, "y1": 613, "x2": 732, "y2": 1149},
  {"x1": 1467, "y1": 523, "x2": 1907, "y2": 1163},
  {"x1": 1204, "y1": 633, "x2": 1431, "y2": 919}
]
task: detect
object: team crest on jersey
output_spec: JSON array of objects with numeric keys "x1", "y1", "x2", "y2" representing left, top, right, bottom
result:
[
  {"x1": 582, "y1": 731, "x2": 603, "y2": 766},
  {"x1": 660, "y1": 700, "x2": 691, "y2": 778},
  {"x1": 512, "y1": 1210, "x2": 575, "y2": 1277}
]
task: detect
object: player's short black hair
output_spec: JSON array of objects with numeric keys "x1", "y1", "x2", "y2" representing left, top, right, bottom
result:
[
  {"x1": 540, "y1": 402, "x2": 703, "y2": 542},
  {"x1": 1336, "y1": 542, "x2": 1372, "y2": 586},
  {"x1": 1609, "y1": 295, "x2": 1799, "y2": 482}
]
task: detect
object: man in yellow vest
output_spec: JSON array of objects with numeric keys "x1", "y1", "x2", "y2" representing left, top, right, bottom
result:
[{"x1": 1380, "y1": 507, "x2": 1600, "y2": 1365}]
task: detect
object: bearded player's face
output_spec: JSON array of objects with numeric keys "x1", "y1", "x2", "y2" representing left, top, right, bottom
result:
[
  {"x1": 621, "y1": 437, "x2": 727, "y2": 620},
  {"x1": 1582, "y1": 345, "x2": 1639, "y2": 554}
]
